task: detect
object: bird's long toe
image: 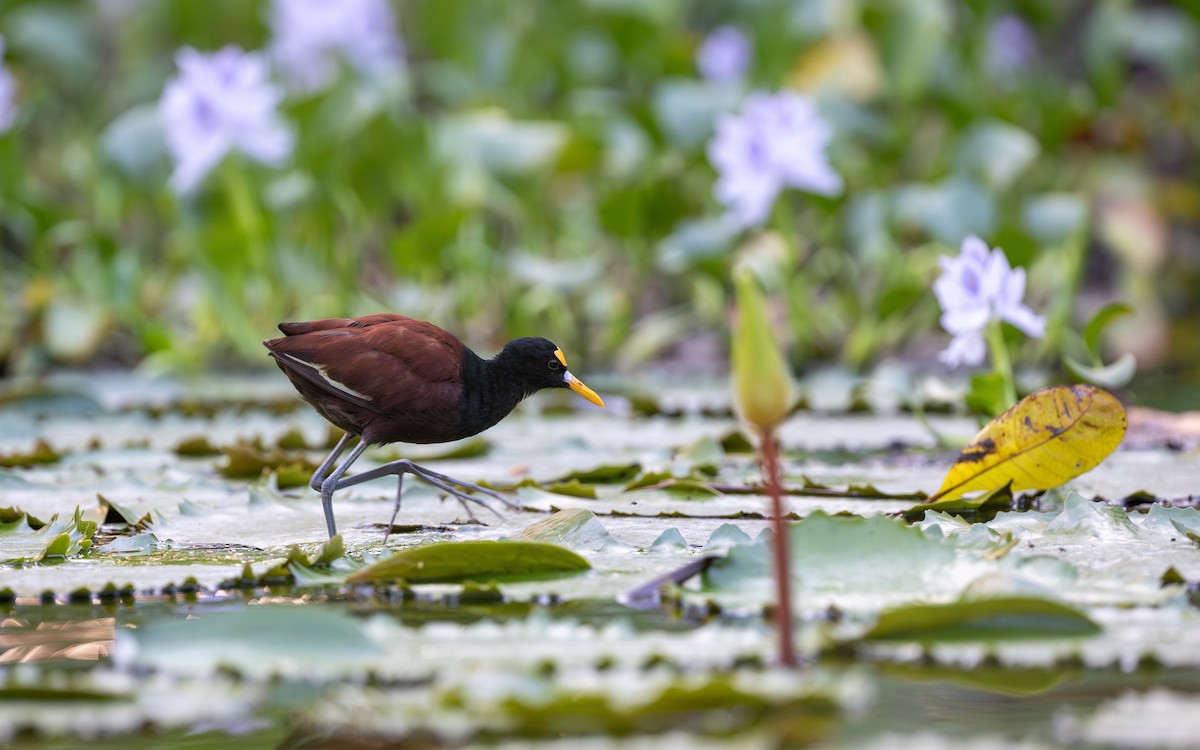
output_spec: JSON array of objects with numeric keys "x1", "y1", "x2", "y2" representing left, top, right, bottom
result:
[{"x1": 407, "y1": 465, "x2": 516, "y2": 508}]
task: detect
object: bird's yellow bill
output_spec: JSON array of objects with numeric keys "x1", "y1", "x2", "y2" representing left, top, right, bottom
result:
[
  {"x1": 556, "y1": 348, "x2": 604, "y2": 407},
  {"x1": 565, "y1": 372, "x2": 605, "y2": 407}
]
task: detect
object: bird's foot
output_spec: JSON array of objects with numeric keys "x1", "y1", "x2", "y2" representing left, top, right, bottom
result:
[{"x1": 405, "y1": 465, "x2": 519, "y2": 514}]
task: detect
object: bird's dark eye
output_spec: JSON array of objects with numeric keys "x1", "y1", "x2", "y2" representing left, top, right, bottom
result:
[{"x1": 548, "y1": 359, "x2": 560, "y2": 370}]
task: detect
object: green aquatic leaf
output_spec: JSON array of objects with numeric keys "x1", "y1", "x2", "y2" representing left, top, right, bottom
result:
[
  {"x1": 312, "y1": 534, "x2": 346, "y2": 567},
  {"x1": 1064, "y1": 352, "x2": 1137, "y2": 390},
  {"x1": 858, "y1": 596, "x2": 1100, "y2": 643},
  {"x1": 375, "y1": 437, "x2": 492, "y2": 462},
  {"x1": 880, "y1": 663, "x2": 1069, "y2": 697},
  {"x1": 174, "y1": 435, "x2": 221, "y2": 456},
  {"x1": 541, "y1": 479, "x2": 599, "y2": 499},
  {"x1": 901, "y1": 484, "x2": 1014, "y2": 521},
  {"x1": 494, "y1": 678, "x2": 838, "y2": 741},
  {"x1": 553, "y1": 462, "x2": 642, "y2": 484},
  {"x1": 219, "y1": 441, "x2": 317, "y2": 487},
  {"x1": 0, "y1": 507, "x2": 43, "y2": 533},
  {"x1": 0, "y1": 507, "x2": 97, "y2": 564},
  {"x1": 347, "y1": 540, "x2": 591, "y2": 584},
  {"x1": 0, "y1": 686, "x2": 128, "y2": 702},
  {"x1": 99, "y1": 495, "x2": 153, "y2": 529},
  {"x1": 0, "y1": 439, "x2": 62, "y2": 468},
  {"x1": 623, "y1": 470, "x2": 719, "y2": 495},
  {"x1": 1084, "y1": 302, "x2": 1135, "y2": 359}
]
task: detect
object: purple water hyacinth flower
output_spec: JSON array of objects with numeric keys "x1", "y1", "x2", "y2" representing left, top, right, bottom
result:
[
  {"x1": 270, "y1": 0, "x2": 405, "y2": 92},
  {"x1": 0, "y1": 36, "x2": 16, "y2": 133},
  {"x1": 158, "y1": 46, "x2": 294, "y2": 194},
  {"x1": 697, "y1": 26, "x2": 751, "y2": 83},
  {"x1": 707, "y1": 91, "x2": 842, "y2": 229},
  {"x1": 934, "y1": 235, "x2": 1045, "y2": 368},
  {"x1": 986, "y1": 15, "x2": 1036, "y2": 77}
]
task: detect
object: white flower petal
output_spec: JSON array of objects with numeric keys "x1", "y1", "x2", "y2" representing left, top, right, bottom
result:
[
  {"x1": 1001, "y1": 304, "x2": 1046, "y2": 339},
  {"x1": 157, "y1": 45, "x2": 293, "y2": 193},
  {"x1": 940, "y1": 306, "x2": 990, "y2": 336},
  {"x1": 959, "y1": 235, "x2": 991, "y2": 263},
  {"x1": 706, "y1": 89, "x2": 841, "y2": 228},
  {"x1": 696, "y1": 26, "x2": 751, "y2": 83},
  {"x1": 270, "y1": 0, "x2": 405, "y2": 92},
  {"x1": 939, "y1": 332, "x2": 987, "y2": 368},
  {"x1": 935, "y1": 235, "x2": 1044, "y2": 345},
  {"x1": 168, "y1": 132, "x2": 233, "y2": 194}
]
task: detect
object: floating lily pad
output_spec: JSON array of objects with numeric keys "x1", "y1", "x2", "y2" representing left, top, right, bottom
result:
[
  {"x1": 857, "y1": 595, "x2": 1101, "y2": 643},
  {"x1": 0, "y1": 439, "x2": 62, "y2": 468},
  {"x1": 219, "y1": 441, "x2": 318, "y2": 488},
  {"x1": 347, "y1": 540, "x2": 591, "y2": 584}
]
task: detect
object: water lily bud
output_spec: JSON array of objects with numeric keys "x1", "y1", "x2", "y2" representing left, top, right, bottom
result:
[{"x1": 731, "y1": 269, "x2": 796, "y2": 434}]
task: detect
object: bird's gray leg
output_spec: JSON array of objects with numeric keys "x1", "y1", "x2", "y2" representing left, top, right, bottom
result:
[
  {"x1": 309, "y1": 432, "x2": 356, "y2": 492},
  {"x1": 318, "y1": 440, "x2": 369, "y2": 539},
  {"x1": 382, "y1": 473, "x2": 403, "y2": 545},
  {"x1": 332, "y1": 458, "x2": 518, "y2": 519}
]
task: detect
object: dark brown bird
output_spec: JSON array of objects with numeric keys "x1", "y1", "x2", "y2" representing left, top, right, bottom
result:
[{"x1": 263, "y1": 313, "x2": 604, "y2": 539}]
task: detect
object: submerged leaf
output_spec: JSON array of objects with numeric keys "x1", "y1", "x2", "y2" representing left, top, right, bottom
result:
[
  {"x1": 347, "y1": 540, "x2": 590, "y2": 584},
  {"x1": 880, "y1": 663, "x2": 1069, "y2": 697},
  {"x1": 858, "y1": 596, "x2": 1100, "y2": 643},
  {"x1": 930, "y1": 385, "x2": 1127, "y2": 503}
]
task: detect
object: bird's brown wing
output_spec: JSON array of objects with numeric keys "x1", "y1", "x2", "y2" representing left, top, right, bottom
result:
[
  {"x1": 348, "y1": 319, "x2": 466, "y2": 419},
  {"x1": 276, "y1": 313, "x2": 416, "y2": 337},
  {"x1": 264, "y1": 317, "x2": 467, "y2": 437},
  {"x1": 264, "y1": 330, "x2": 380, "y2": 413}
]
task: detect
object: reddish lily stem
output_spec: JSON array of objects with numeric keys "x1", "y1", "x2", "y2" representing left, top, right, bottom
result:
[{"x1": 760, "y1": 429, "x2": 797, "y2": 668}]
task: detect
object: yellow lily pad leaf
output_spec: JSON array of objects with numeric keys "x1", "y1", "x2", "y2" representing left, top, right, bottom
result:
[{"x1": 930, "y1": 385, "x2": 1127, "y2": 503}]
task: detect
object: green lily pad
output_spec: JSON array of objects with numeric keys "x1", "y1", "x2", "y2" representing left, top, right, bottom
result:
[
  {"x1": 901, "y1": 483, "x2": 1015, "y2": 521},
  {"x1": 858, "y1": 596, "x2": 1100, "y2": 643},
  {"x1": 880, "y1": 663, "x2": 1070, "y2": 697},
  {"x1": 219, "y1": 441, "x2": 318, "y2": 487},
  {"x1": 552, "y1": 462, "x2": 642, "y2": 484},
  {"x1": 347, "y1": 540, "x2": 591, "y2": 584},
  {"x1": 0, "y1": 507, "x2": 97, "y2": 564},
  {"x1": 0, "y1": 439, "x2": 62, "y2": 468},
  {"x1": 174, "y1": 435, "x2": 221, "y2": 456}
]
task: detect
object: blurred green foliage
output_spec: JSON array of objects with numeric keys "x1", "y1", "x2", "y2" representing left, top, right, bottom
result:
[{"x1": 0, "y1": 0, "x2": 1197, "y2": 377}]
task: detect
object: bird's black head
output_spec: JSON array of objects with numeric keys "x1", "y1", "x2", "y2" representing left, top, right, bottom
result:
[{"x1": 497, "y1": 337, "x2": 604, "y2": 407}]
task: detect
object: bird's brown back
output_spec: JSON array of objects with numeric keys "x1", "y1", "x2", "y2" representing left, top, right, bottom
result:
[{"x1": 264, "y1": 315, "x2": 469, "y2": 444}]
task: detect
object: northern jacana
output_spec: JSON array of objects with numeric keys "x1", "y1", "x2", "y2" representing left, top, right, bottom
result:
[{"x1": 263, "y1": 313, "x2": 605, "y2": 539}]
